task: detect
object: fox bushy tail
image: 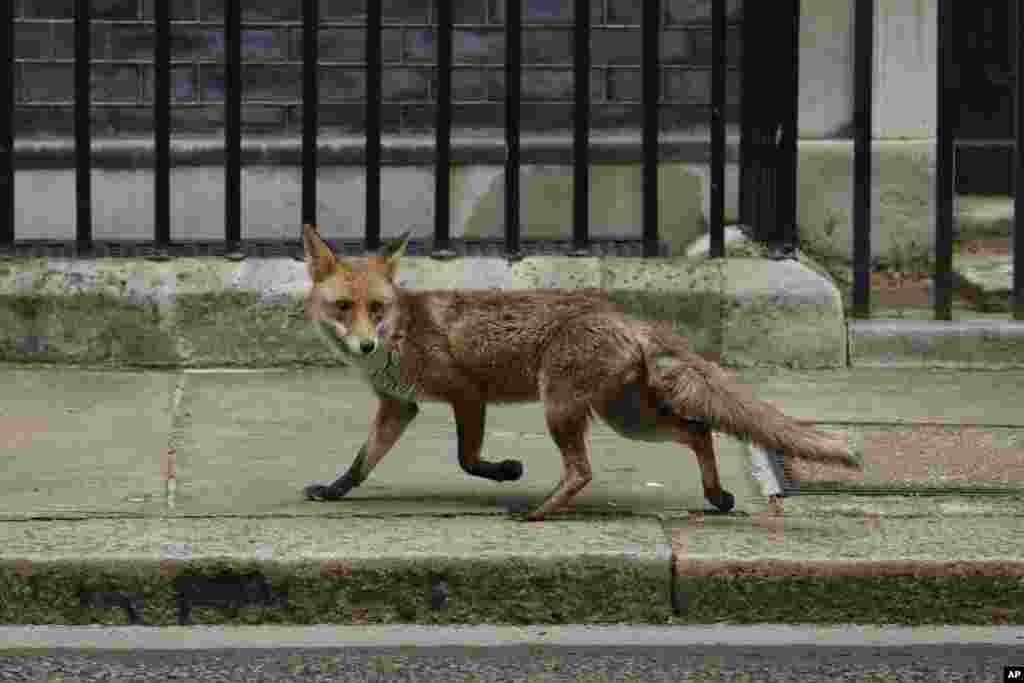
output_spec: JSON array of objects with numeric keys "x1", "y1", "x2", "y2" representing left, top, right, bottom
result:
[{"x1": 639, "y1": 322, "x2": 862, "y2": 470}]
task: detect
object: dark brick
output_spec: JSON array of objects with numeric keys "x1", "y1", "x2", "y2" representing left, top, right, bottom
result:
[
  {"x1": 139, "y1": 0, "x2": 199, "y2": 21},
  {"x1": 242, "y1": 105, "x2": 288, "y2": 133},
  {"x1": 452, "y1": 103, "x2": 503, "y2": 129},
  {"x1": 169, "y1": 26, "x2": 218, "y2": 61},
  {"x1": 312, "y1": 103, "x2": 373, "y2": 131},
  {"x1": 320, "y1": 67, "x2": 366, "y2": 100},
  {"x1": 404, "y1": 29, "x2": 435, "y2": 62},
  {"x1": 317, "y1": 27, "x2": 366, "y2": 61},
  {"x1": 382, "y1": 28, "x2": 405, "y2": 62},
  {"x1": 141, "y1": 64, "x2": 195, "y2": 102},
  {"x1": 661, "y1": 29, "x2": 692, "y2": 65},
  {"x1": 200, "y1": 0, "x2": 302, "y2": 22},
  {"x1": 21, "y1": 64, "x2": 74, "y2": 103},
  {"x1": 92, "y1": 106, "x2": 154, "y2": 135},
  {"x1": 104, "y1": 25, "x2": 156, "y2": 60},
  {"x1": 454, "y1": 29, "x2": 504, "y2": 64},
  {"x1": 521, "y1": 68, "x2": 572, "y2": 101},
  {"x1": 321, "y1": 0, "x2": 364, "y2": 22},
  {"x1": 15, "y1": 106, "x2": 74, "y2": 135},
  {"x1": 522, "y1": 28, "x2": 573, "y2": 64},
  {"x1": 171, "y1": 105, "x2": 224, "y2": 132},
  {"x1": 92, "y1": 64, "x2": 143, "y2": 101},
  {"x1": 93, "y1": 0, "x2": 142, "y2": 20},
  {"x1": 52, "y1": 23, "x2": 75, "y2": 59},
  {"x1": 666, "y1": 0, "x2": 743, "y2": 25},
  {"x1": 493, "y1": 0, "x2": 601, "y2": 25},
  {"x1": 23, "y1": 0, "x2": 73, "y2": 18},
  {"x1": 15, "y1": 22, "x2": 53, "y2": 59},
  {"x1": 243, "y1": 64, "x2": 302, "y2": 101},
  {"x1": 607, "y1": 67, "x2": 640, "y2": 102},
  {"x1": 593, "y1": 103, "x2": 643, "y2": 129},
  {"x1": 383, "y1": 0, "x2": 431, "y2": 23},
  {"x1": 665, "y1": 68, "x2": 710, "y2": 104},
  {"x1": 607, "y1": 0, "x2": 641, "y2": 25},
  {"x1": 519, "y1": 103, "x2": 573, "y2": 130},
  {"x1": 593, "y1": 27, "x2": 641, "y2": 65},
  {"x1": 384, "y1": 68, "x2": 430, "y2": 101},
  {"x1": 453, "y1": 0, "x2": 488, "y2": 25},
  {"x1": 452, "y1": 68, "x2": 490, "y2": 100}
]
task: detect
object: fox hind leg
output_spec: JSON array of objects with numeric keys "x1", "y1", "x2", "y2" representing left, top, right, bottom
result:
[
  {"x1": 452, "y1": 399, "x2": 523, "y2": 482},
  {"x1": 597, "y1": 379, "x2": 734, "y2": 513}
]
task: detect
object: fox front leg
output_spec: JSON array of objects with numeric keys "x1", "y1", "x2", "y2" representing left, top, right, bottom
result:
[{"x1": 304, "y1": 397, "x2": 419, "y2": 501}]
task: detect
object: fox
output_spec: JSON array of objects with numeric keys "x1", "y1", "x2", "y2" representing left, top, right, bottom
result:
[{"x1": 300, "y1": 223, "x2": 862, "y2": 521}]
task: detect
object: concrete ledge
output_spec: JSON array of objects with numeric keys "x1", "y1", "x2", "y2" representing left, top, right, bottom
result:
[
  {"x1": 850, "y1": 319, "x2": 1024, "y2": 369},
  {"x1": 0, "y1": 255, "x2": 848, "y2": 369},
  {"x1": 0, "y1": 517, "x2": 672, "y2": 626}
]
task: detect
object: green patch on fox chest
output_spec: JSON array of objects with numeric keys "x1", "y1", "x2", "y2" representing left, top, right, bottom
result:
[{"x1": 355, "y1": 347, "x2": 418, "y2": 401}]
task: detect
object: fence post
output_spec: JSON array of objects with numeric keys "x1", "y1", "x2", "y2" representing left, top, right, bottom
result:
[
  {"x1": 1015, "y1": 0, "x2": 1024, "y2": 320},
  {"x1": 708, "y1": 0, "x2": 726, "y2": 258},
  {"x1": 505, "y1": 0, "x2": 522, "y2": 259},
  {"x1": 154, "y1": 0, "x2": 171, "y2": 250},
  {"x1": 642, "y1": 0, "x2": 660, "y2": 257},
  {"x1": 75, "y1": 0, "x2": 93, "y2": 248},
  {"x1": 852, "y1": 0, "x2": 875, "y2": 318},
  {"x1": 365, "y1": 1, "x2": 382, "y2": 252},
  {"x1": 224, "y1": 0, "x2": 242, "y2": 256},
  {"x1": 934, "y1": 0, "x2": 955, "y2": 321},
  {"x1": 0, "y1": 0, "x2": 13, "y2": 246},
  {"x1": 739, "y1": 0, "x2": 800, "y2": 257},
  {"x1": 302, "y1": 0, "x2": 319, "y2": 234},
  {"x1": 571, "y1": 0, "x2": 590, "y2": 255}
]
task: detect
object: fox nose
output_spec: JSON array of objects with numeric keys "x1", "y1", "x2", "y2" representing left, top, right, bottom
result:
[{"x1": 359, "y1": 339, "x2": 377, "y2": 355}]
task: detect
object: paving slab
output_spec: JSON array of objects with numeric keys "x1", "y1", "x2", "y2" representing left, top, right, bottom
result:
[
  {"x1": 0, "y1": 368, "x2": 176, "y2": 518},
  {"x1": 172, "y1": 369, "x2": 764, "y2": 517},
  {"x1": 0, "y1": 516, "x2": 672, "y2": 626}
]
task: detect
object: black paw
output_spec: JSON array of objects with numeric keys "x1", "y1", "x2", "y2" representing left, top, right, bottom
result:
[
  {"x1": 303, "y1": 483, "x2": 345, "y2": 501},
  {"x1": 706, "y1": 489, "x2": 735, "y2": 513},
  {"x1": 498, "y1": 459, "x2": 524, "y2": 481}
]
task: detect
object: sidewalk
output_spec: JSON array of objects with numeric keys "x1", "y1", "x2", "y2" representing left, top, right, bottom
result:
[{"x1": 1, "y1": 363, "x2": 1022, "y2": 626}]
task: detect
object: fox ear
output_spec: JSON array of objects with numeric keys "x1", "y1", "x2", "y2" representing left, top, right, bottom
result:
[
  {"x1": 302, "y1": 223, "x2": 337, "y2": 283},
  {"x1": 378, "y1": 230, "x2": 411, "y2": 279}
]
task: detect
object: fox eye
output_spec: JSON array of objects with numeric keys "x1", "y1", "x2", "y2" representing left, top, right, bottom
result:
[{"x1": 335, "y1": 300, "x2": 352, "y2": 313}]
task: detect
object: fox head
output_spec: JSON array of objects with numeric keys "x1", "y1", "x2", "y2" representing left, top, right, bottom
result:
[{"x1": 302, "y1": 223, "x2": 410, "y2": 359}]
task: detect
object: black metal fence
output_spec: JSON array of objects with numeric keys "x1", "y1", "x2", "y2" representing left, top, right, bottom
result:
[
  {"x1": 849, "y1": 0, "x2": 1023, "y2": 321},
  {"x1": 0, "y1": 0, "x2": 732, "y2": 261}
]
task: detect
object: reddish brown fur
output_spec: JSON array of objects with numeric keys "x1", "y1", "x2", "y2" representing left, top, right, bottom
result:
[{"x1": 300, "y1": 224, "x2": 862, "y2": 521}]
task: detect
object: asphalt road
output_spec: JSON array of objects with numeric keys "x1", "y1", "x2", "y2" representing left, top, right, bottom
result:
[{"x1": 0, "y1": 625, "x2": 1020, "y2": 682}]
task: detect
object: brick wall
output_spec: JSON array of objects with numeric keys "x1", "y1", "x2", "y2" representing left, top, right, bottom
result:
[{"x1": 13, "y1": 0, "x2": 743, "y2": 138}]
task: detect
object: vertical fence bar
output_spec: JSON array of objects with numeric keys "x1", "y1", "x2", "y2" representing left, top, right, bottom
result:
[
  {"x1": 852, "y1": 0, "x2": 874, "y2": 318},
  {"x1": 224, "y1": 0, "x2": 242, "y2": 250},
  {"x1": 75, "y1": 0, "x2": 92, "y2": 247},
  {"x1": 778, "y1": 0, "x2": 800, "y2": 253},
  {"x1": 572, "y1": 0, "x2": 590, "y2": 253},
  {"x1": 1015, "y1": 0, "x2": 1024, "y2": 319},
  {"x1": 365, "y1": 0, "x2": 382, "y2": 251},
  {"x1": 934, "y1": 0, "x2": 954, "y2": 320},
  {"x1": 154, "y1": 0, "x2": 171, "y2": 247},
  {"x1": 302, "y1": 0, "x2": 318, "y2": 232},
  {"x1": 0, "y1": 0, "x2": 13, "y2": 245},
  {"x1": 433, "y1": 1, "x2": 453, "y2": 255},
  {"x1": 641, "y1": 0, "x2": 659, "y2": 257},
  {"x1": 505, "y1": 0, "x2": 522, "y2": 258},
  {"x1": 709, "y1": 0, "x2": 726, "y2": 258}
]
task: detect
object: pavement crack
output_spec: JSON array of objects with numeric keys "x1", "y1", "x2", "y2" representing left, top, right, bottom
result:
[{"x1": 164, "y1": 373, "x2": 190, "y2": 511}]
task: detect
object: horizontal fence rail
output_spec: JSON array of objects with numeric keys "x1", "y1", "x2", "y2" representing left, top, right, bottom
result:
[{"x1": 0, "y1": 2, "x2": 738, "y2": 264}]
